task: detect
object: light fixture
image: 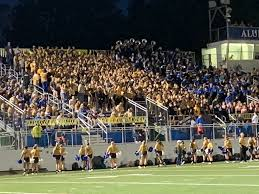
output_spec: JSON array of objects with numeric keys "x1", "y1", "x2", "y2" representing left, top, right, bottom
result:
[
  {"x1": 226, "y1": 7, "x2": 232, "y2": 18},
  {"x1": 220, "y1": 0, "x2": 230, "y2": 5},
  {"x1": 208, "y1": 0, "x2": 217, "y2": 8}
]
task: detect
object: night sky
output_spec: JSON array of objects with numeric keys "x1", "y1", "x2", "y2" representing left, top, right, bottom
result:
[
  {"x1": 0, "y1": 0, "x2": 129, "y2": 8},
  {"x1": 0, "y1": 0, "x2": 17, "y2": 5}
]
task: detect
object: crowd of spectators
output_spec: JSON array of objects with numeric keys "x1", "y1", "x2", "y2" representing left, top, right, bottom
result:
[{"x1": 1, "y1": 40, "x2": 259, "y2": 126}]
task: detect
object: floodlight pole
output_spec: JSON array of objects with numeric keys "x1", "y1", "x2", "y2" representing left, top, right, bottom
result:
[{"x1": 208, "y1": 2, "x2": 231, "y2": 42}]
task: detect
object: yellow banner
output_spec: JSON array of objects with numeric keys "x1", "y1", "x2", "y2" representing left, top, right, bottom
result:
[
  {"x1": 25, "y1": 118, "x2": 79, "y2": 127},
  {"x1": 99, "y1": 116, "x2": 146, "y2": 124}
]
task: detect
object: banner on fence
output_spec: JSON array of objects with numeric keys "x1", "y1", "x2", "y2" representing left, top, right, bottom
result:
[
  {"x1": 25, "y1": 118, "x2": 79, "y2": 126},
  {"x1": 99, "y1": 116, "x2": 146, "y2": 124}
]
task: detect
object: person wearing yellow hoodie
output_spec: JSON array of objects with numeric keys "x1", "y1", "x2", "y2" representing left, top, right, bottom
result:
[{"x1": 31, "y1": 124, "x2": 42, "y2": 145}]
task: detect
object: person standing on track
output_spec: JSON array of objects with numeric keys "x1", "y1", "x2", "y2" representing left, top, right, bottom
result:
[
  {"x1": 138, "y1": 140, "x2": 148, "y2": 169},
  {"x1": 60, "y1": 144, "x2": 66, "y2": 172},
  {"x1": 30, "y1": 144, "x2": 41, "y2": 175},
  {"x1": 190, "y1": 139, "x2": 197, "y2": 164},
  {"x1": 78, "y1": 145, "x2": 86, "y2": 171},
  {"x1": 206, "y1": 139, "x2": 213, "y2": 165},
  {"x1": 224, "y1": 136, "x2": 233, "y2": 163},
  {"x1": 201, "y1": 137, "x2": 209, "y2": 163},
  {"x1": 175, "y1": 140, "x2": 183, "y2": 166},
  {"x1": 20, "y1": 146, "x2": 31, "y2": 176},
  {"x1": 85, "y1": 143, "x2": 94, "y2": 171},
  {"x1": 247, "y1": 135, "x2": 255, "y2": 161},
  {"x1": 239, "y1": 132, "x2": 247, "y2": 163},
  {"x1": 106, "y1": 141, "x2": 120, "y2": 170},
  {"x1": 154, "y1": 139, "x2": 165, "y2": 167},
  {"x1": 52, "y1": 143, "x2": 61, "y2": 173}
]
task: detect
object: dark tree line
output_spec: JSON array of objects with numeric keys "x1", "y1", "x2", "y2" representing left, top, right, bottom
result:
[{"x1": 2, "y1": 0, "x2": 259, "y2": 53}]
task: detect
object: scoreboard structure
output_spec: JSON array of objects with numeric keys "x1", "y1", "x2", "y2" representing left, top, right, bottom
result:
[
  {"x1": 202, "y1": 26, "x2": 259, "y2": 71},
  {"x1": 202, "y1": 0, "x2": 259, "y2": 71}
]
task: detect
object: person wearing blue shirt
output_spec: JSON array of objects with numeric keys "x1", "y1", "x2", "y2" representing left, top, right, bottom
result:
[
  {"x1": 196, "y1": 115, "x2": 204, "y2": 125},
  {"x1": 225, "y1": 93, "x2": 233, "y2": 104}
]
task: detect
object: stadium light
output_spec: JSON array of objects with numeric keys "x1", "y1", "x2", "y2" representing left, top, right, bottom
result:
[
  {"x1": 208, "y1": 1, "x2": 217, "y2": 8},
  {"x1": 220, "y1": 0, "x2": 230, "y2": 5},
  {"x1": 226, "y1": 7, "x2": 232, "y2": 18}
]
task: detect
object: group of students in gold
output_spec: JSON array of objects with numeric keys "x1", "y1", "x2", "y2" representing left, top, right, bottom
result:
[
  {"x1": 20, "y1": 144, "x2": 44, "y2": 175},
  {"x1": 20, "y1": 143, "x2": 67, "y2": 175},
  {"x1": 239, "y1": 132, "x2": 259, "y2": 162},
  {"x1": 20, "y1": 133, "x2": 258, "y2": 175},
  {"x1": 136, "y1": 140, "x2": 165, "y2": 168}
]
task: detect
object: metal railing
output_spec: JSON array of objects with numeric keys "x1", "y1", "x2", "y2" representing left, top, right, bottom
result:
[
  {"x1": 96, "y1": 118, "x2": 108, "y2": 142},
  {"x1": 146, "y1": 97, "x2": 169, "y2": 126},
  {"x1": 33, "y1": 85, "x2": 61, "y2": 109},
  {"x1": 0, "y1": 95, "x2": 25, "y2": 146},
  {"x1": 247, "y1": 95, "x2": 259, "y2": 104},
  {"x1": 169, "y1": 115, "x2": 192, "y2": 125},
  {"x1": 2, "y1": 120, "x2": 259, "y2": 149},
  {"x1": 126, "y1": 98, "x2": 148, "y2": 126},
  {"x1": 0, "y1": 133, "x2": 16, "y2": 149},
  {"x1": 0, "y1": 63, "x2": 6, "y2": 77}
]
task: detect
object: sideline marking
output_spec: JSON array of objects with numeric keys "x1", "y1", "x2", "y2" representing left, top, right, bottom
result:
[
  {"x1": 1, "y1": 181, "x2": 259, "y2": 187},
  {"x1": 79, "y1": 175, "x2": 118, "y2": 179},
  {"x1": 0, "y1": 192, "x2": 65, "y2": 194}
]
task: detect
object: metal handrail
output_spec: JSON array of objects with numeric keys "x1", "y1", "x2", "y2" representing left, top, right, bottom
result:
[
  {"x1": 127, "y1": 98, "x2": 147, "y2": 112},
  {"x1": 0, "y1": 63, "x2": 6, "y2": 77},
  {"x1": 78, "y1": 112, "x2": 93, "y2": 127},
  {"x1": 96, "y1": 118, "x2": 108, "y2": 142},
  {"x1": 0, "y1": 95, "x2": 24, "y2": 115},
  {"x1": 146, "y1": 97, "x2": 168, "y2": 111},
  {"x1": 8, "y1": 68, "x2": 19, "y2": 82},
  {"x1": 214, "y1": 115, "x2": 227, "y2": 129},
  {"x1": 247, "y1": 95, "x2": 259, "y2": 104},
  {"x1": 33, "y1": 85, "x2": 61, "y2": 109}
]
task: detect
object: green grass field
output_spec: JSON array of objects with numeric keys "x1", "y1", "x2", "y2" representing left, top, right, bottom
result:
[{"x1": 1, "y1": 162, "x2": 259, "y2": 194}]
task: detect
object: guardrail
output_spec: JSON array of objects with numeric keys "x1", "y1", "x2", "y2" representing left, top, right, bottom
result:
[
  {"x1": 0, "y1": 95, "x2": 24, "y2": 115},
  {"x1": 146, "y1": 97, "x2": 169, "y2": 126},
  {"x1": 2, "y1": 119, "x2": 259, "y2": 149},
  {"x1": 0, "y1": 63, "x2": 6, "y2": 77},
  {"x1": 126, "y1": 98, "x2": 148, "y2": 126},
  {"x1": 247, "y1": 95, "x2": 259, "y2": 104}
]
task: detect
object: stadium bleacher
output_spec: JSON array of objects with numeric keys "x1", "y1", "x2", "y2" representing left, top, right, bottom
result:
[{"x1": 0, "y1": 39, "x2": 259, "y2": 148}]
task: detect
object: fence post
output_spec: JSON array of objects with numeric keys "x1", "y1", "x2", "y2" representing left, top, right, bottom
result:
[
  {"x1": 212, "y1": 124, "x2": 215, "y2": 140},
  {"x1": 122, "y1": 127, "x2": 124, "y2": 144},
  {"x1": 71, "y1": 130, "x2": 74, "y2": 147},
  {"x1": 234, "y1": 124, "x2": 237, "y2": 140},
  {"x1": 189, "y1": 126, "x2": 192, "y2": 141},
  {"x1": 225, "y1": 123, "x2": 227, "y2": 138},
  {"x1": 256, "y1": 124, "x2": 258, "y2": 137}
]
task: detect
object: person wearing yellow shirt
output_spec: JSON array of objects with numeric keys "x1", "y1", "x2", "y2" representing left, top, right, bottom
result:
[
  {"x1": 248, "y1": 135, "x2": 255, "y2": 161},
  {"x1": 201, "y1": 137, "x2": 209, "y2": 163},
  {"x1": 239, "y1": 132, "x2": 247, "y2": 163},
  {"x1": 78, "y1": 145, "x2": 86, "y2": 170},
  {"x1": 106, "y1": 141, "x2": 119, "y2": 170},
  {"x1": 137, "y1": 141, "x2": 148, "y2": 169},
  {"x1": 20, "y1": 146, "x2": 31, "y2": 176},
  {"x1": 32, "y1": 72, "x2": 40, "y2": 86},
  {"x1": 224, "y1": 136, "x2": 233, "y2": 163},
  {"x1": 190, "y1": 139, "x2": 198, "y2": 164},
  {"x1": 85, "y1": 143, "x2": 94, "y2": 171},
  {"x1": 30, "y1": 144, "x2": 41, "y2": 174},
  {"x1": 31, "y1": 124, "x2": 42, "y2": 145},
  {"x1": 30, "y1": 61, "x2": 36, "y2": 73},
  {"x1": 40, "y1": 69, "x2": 48, "y2": 92},
  {"x1": 60, "y1": 144, "x2": 66, "y2": 172},
  {"x1": 52, "y1": 143, "x2": 61, "y2": 173},
  {"x1": 206, "y1": 139, "x2": 213, "y2": 164},
  {"x1": 154, "y1": 139, "x2": 165, "y2": 167}
]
